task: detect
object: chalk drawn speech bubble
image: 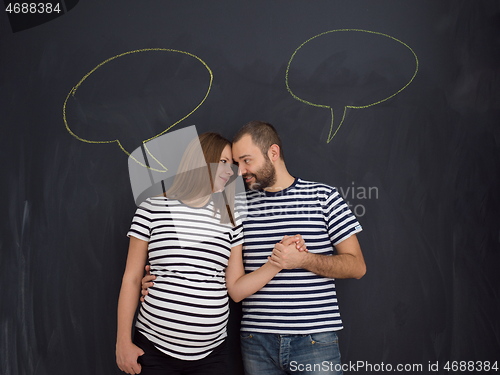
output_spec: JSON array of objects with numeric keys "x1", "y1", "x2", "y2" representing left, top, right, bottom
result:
[
  {"x1": 285, "y1": 29, "x2": 419, "y2": 142},
  {"x1": 62, "y1": 48, "x2": 213, "y2": 170}
]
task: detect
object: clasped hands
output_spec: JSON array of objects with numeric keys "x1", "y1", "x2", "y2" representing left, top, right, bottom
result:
[
  {"x1": 140, "y1": 235, "x2": 308, "y2": 301},
  {"x1": 267, "y1": 234, "x2": 309, "y2": 270}
]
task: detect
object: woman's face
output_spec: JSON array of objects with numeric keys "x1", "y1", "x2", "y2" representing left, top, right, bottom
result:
[{"x1": 212, "y1": 144, "x2": 234, "y2": 192}]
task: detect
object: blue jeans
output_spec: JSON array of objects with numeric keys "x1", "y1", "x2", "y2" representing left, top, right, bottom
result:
[{"x1": 240, "y1": 332, "x2": 343, "y2": 375}]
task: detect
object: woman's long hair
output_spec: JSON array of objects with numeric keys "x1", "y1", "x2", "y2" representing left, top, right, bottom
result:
[{"x1": 165, "y1": 132, "x2": 236, "y2": 225}]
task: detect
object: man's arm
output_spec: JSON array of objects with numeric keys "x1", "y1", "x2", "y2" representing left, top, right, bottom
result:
[
  {"x1": 140, "y1": 235, "x2": 307, "y2": 300},
  {"x1": 269, "y1": 234, "x2": 366, "y2": 279},
  {"x1": 140, "y1": 258, "x2": 281, "y2": 304}
]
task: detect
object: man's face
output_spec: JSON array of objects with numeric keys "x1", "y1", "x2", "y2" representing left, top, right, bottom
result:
[{"x1": 232, "y1": 134, "x2": 276, "y2": 190}]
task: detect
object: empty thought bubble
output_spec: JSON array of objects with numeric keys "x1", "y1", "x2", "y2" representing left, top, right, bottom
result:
[
  {"x1": 62, "y1": 48, "x2": 213, "y2": 166},
  {"x1": 286, "y1": 29, "x2": 419, "y2": 142}
]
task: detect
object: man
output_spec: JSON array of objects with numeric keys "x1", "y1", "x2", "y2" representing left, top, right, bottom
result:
[{"x1": 144, "y1": 121, "x2": 366, "y2": 374}]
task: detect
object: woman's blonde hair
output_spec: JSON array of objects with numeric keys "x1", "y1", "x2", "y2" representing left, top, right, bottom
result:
[{"x1": 166, "y1": 132, "x2": 235, "y2": 225}]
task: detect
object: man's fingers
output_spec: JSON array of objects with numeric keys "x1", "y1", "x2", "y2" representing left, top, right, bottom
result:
[
  {"x1": 281, "y1": 234, "x2": 305, "y2": 247},
  {"x1": 291, "y1": 234, "x2": 308, "y2": 252},
  {"x1": 297, "y1": 241, "x2": 308, "y2": 252},
  {"x1": 141, "y1": 277, "x2": 155, "y2": 290}
]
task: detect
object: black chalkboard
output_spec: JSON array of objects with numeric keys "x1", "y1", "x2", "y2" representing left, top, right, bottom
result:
[{"x1": 1, "y1": 1, "x2": 499, "y2": 374}]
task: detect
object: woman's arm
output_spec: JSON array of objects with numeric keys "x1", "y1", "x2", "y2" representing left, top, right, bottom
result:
[
  {"x1": 116, "y1": 236, "x2": 149, "y2": 375},
  {"x1": 225, "y1": 243, "x2": 281, "y2": 303},
  {"x1": 225, "y1": 235, "x2": 306, "y2": 303}
]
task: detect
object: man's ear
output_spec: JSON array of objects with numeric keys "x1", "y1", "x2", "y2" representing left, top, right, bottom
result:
[{"x1": 267, "y1": 144, "x2": 281, "y2": 162}]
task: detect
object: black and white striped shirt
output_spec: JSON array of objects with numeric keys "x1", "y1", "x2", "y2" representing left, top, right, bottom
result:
[
  {"x1": 127, "y1": 196, "x2": 243, "y2": 360},
  {"x1": 240, "y1": 178, "x2": 362, "y2": 334}
]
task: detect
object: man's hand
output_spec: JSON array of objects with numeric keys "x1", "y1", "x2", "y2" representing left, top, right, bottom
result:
[
  {"x1": 280, "y1": 234, "x2": 308, "y2": 252},
  {"x1": 140, "y1": 265, "x2": 156, "y2": 302},
  {"x1": 272, "y1": 234, "x2": 366, "y2": 279},
  {"x1": 268, "y1": 239, "x2": 308, "y2": 269}
]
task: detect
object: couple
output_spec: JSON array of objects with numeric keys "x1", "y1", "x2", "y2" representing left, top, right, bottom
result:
[{"x1": 116, "y1": 121, "x2": 366, "y2": 375}]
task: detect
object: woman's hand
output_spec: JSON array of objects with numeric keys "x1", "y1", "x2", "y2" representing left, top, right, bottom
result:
[{"x1": 116, "y1": 341, "x2": 144, "y2": 374}]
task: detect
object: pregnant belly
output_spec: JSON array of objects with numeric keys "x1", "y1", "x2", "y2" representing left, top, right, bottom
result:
[{"x1": 139, "y1": 274, "x2": 229, "y2": 337}]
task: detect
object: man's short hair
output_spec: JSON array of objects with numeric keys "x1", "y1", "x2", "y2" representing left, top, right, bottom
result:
[{"x1": 233, "y1": 121, "x2": 284, "y2": 160}]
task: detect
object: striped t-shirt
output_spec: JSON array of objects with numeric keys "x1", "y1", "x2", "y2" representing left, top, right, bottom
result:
[
  {"x1": 240, "y1": 178, "x2": 362, "y2": 334},
  {"x1": 127, "y1": 196, "x2": 243, "y2": 360}
]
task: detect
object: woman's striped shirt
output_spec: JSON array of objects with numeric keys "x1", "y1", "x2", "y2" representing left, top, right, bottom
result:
[
  {"x1": 127, "y1": 196, "x2": 243, "y2": 360},
  {"x1": 240, "y1": 178, "x2": 362, "y2": 334}
]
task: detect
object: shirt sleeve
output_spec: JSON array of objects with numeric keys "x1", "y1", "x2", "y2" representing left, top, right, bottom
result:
[
  {"x1": 323, "y1": 187, "x2": 363, "y2": 246},
  {"x1": 127, "y1": 201, "x2": 152, "y2": 242},
  {"x1": 230, "y1": 210, "x2": 244, "y2": 247}
]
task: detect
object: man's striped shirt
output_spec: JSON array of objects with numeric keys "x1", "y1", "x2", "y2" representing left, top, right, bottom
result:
[
  {"x1": 127, "y1": 196, "x2": 243, "y2": 360},
  {"x1": 240, "y1": 178, "x2": 362, "y2": 334}
]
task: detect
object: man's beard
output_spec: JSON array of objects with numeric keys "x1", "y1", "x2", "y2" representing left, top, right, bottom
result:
[{"x1": 244, "y1": 159, "x2": 276, "y2": 190}]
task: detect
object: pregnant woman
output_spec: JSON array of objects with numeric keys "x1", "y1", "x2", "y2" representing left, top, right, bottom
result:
[{"x1": 116, "y1": 132, "x2": 297, "y2": 375}]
